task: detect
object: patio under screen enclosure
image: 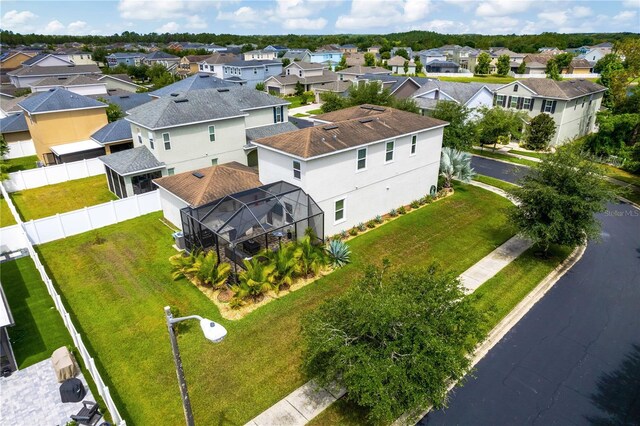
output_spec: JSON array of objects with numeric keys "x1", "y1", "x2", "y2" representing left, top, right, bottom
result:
[{"x1": 180, "y1": 181, "x2": 324, "y2": 270}]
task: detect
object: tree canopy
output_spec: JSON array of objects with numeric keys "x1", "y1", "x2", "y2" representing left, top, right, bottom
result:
[
  {"x1": 302, "y1": 263, "x2": 484, "y2": 423},
  {"x1": 475, "y1": 52, "x2": 491, "y2": 75},
  {"x1": 496, "y1": 54, "x2": 511, "y2": 76},
  {"x1": 430, "y1": 101, "x2": 477, "y2": 151},
  {"x1": 476, "y1": 106, "x2": 528, "y2": 146},
  {"x1": 97, "y1": 97, "x2": 125, "y2": 123},
  {"x1": 522, "y1": 113, "x2": 556, "y2": 151}
]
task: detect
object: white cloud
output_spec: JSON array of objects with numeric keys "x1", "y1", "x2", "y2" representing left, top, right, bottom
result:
[
  {"x1": 475, "y1": 0, "x2": 533, "y2": 17},
  {"x1": 538, "y1": 10, "x2": 567, "y2": 26},
  {"x1": 613, "y1": 10, "x2": 637, "y2": 21},
  {"x1": 282, "y1": 17, "x2": 327, "y2": 30},
  {"x1": 2, "y1": 10, "x2": 37, "y2": 31},
  {"x1": 441, "y1": 0, "x2": 474, "y2": 12},
  {"x1": 156, "y1": 21, "x2": 180, "y2": 33},
  {"x1": 622, "y1": 0, "x2": 640, "y2": 8},
  {"x1": 216, "y1": 6, "x2": 263, "y2": 26},
  {"x1": 336, "y1": 0, "x2": 430, "y2": 30},
  {"x1": 67, "y1": 21, "x2": 89, "y2": 35},
  {"x1": 412, "y1": 19, "x2": 469, "y2": 33},
  {"x1": 42, "y1": 20, "x2": 65, "y2": 34},
  {"x1": 185, "y1": 15, "x2": 207, "y2": 29},
  {"x1": 571, "y1": 6, "x2": 592, "y2": 18},
  {"x1": 469, "y1": 16, "x2": 519, "y2": 34},
  {"x1": 118, "y1": 0, "x2": 208, "y2": 20}
]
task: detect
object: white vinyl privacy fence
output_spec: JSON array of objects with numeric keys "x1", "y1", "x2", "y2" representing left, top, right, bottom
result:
[
  {"x1": 1, "y1": 182, "x2": 128, "y2": 425},
  {"x1": 6, "y1": 140, "x2": 36, "y2": 159},
  {"x1": 4, "y1": 158, "x2": 106, "y2": 193}
]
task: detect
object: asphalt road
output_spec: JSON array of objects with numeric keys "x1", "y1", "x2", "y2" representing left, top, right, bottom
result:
[
  {"x1": 422, "y1": 157, "x2": 640, "y2": 425},
  {"x1": 471, "y1": 155, "x2": 528, "y2": 184}
]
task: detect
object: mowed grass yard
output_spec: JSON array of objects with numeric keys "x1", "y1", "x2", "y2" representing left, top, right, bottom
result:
[
  {"x1": 1, "y1": 257, "x2": 72, "y2": 368},
  {"x1": 5, "y1": 155, "x2": 39, "y2": 173},
  {"x1": 9, "y1": 175, "x2": 117, "y2": 221},
  {"x1": 1, "y1": 196, "x2": 17, "y2": 227},
  {"x1": 37, "y1": 184, "x2": 515, "y2": 425}
]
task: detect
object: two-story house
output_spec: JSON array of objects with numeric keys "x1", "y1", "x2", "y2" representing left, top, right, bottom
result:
[
  {"x1": 142, "y1": 51, "x2": 180, "y2": 73},
  {"x1": 418, "y1": 49, "x2": 447, "y2": 66},
  {"x1": 196, "y1": 52, "x2": 239, "y2": 78},
  {"x1": 222, "y1": 60, "x2": 282, "y2": 88},
  {"x1": 253, "y1": 106, "x2": 447, "y2": 236},
  {"x1": 20, "y1": 53, "x2": 74, "y2": 68},
  {"x1": 388, "y1": 57, "x2": 416, "y2": 75},
  {"x1": 492, "y1": 79, "x2": 606, "y2": 145},
  {"x1": 339, "y1": 44, "x2": 358, "y2": 54},
  {"x1": 336, "y1": 66, "x2": 392, "y2": 82},
  {"x1": 302, "y1": 50, "x2": 343, "y2": 71},
  {"x1": 0, "y1": 51, "x2": 36, "y2": 71},
  {"x1": 263, "y1": 62, "x2": 338, "y2": 95},
  {"x1": 243, "y1": 50, "x2": 277, "y2": 61},
  {"x1": 18, "y1": 87, "x2": 108, "y2": 164},
  {"x1": 99, "y1": 87, "x2": 292, "y2": 198},
  {"x1": 283, "y1": 49, "x2": 310, "y2": 62},
  {"x1": 106, "y1": 53, "x2": 145, "y2": 68},
  {"x1": 411, "y1": 80, "x2": 499, "y2": 116},
  {"x1": 178, "y1": 55, "x2": 211, "y2": 76}
]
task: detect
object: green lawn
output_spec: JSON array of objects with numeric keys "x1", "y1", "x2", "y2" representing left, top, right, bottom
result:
[
  {"x1": 5, "y1": 155, "x2": 39, "y2": 173},
  {"x1": 438, "y1": 75, "x2": 515, "y2": 84},
  {"x1": 283, "y1": 95, "x2": 313, "y2": 109},
  {"x1": 293, "y1": 112, "x2": 309, "y2": 117},
  {"x1": 1, "y1": 257, "x2": 73, "y2": 368},
  {"x1": 473, "y1": 174, "x2": 519, "y2": 192},
  {"x1": 36, "y1": 184, "x2": 514, "y2": 425},
  {"x1": 472, "y1": 148, "x2": 538, "y2": 167},
  {"x1": 509, "y1": 149, "x2": 548, "y2": 160},
  {"x1": 9, "y1": 175, "x2": 117, "y2": 221},
  {"x1": 307, "y1": 108, "x2": 323, "y2": 115},
  {"x1": 599, "y1": 164, "x2": 640, "y2": 187},
  {"x1": 311, "y1": 244, "x2": 573, "y2": 425},
  {"x1": 1, "y1": 196, "x2": 17, "y2": 227}
]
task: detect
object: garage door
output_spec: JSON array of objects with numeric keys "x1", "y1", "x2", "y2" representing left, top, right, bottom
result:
[{"x1": 267, "y1": 86, "x2": 280, "y2": 95}]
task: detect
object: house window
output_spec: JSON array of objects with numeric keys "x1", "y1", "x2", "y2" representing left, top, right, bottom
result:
[
  {"x1": 254, "y1": 68, "x2": 257, "y2": 74},
  {"x1": 274, "y1": 106, "x2": 283, "y2": 123},
  {"x1": 495, "y1": 94, "x2": 506, "y2": 107},
  {"x1": 211, "y1": 158, "x2": 218, "y2": 166},
  {"x1": 148, "y1": 131, "x2": 154, "y2": 149},
  {"x1": 385, "y1": 141, "x2": 395, "y2": 163},
  {"x1": 410, "y1": 135, "x2": 417, "y2": 155},
  {"x1": 137, "y1": 128, "x2": 142, "y2": 144},
  {"x1": 334, "y1": 198, "x2": 345, "y2": 223},
  {"x1": 293, "y1": 160, "x2": 301, "y2": 179},
  {"x1": 357, "y1": 148, "x2": 367, "y2": 170},
  {"x1": 299, "y1": 70, "x2": 302, "y2": 77},
  {"x1": 208, "y1": 125, "x2": 216, "y2": 142},
  {"x1": 510, "y1": 96, "x2": 519, "y2": 109},
  {"x1": 168, "y1": 168, "x2": 175, "y2": 176},
  {"x1": 543, "y1": 100, "x2": 554, "y2": 113},
  {"x1": 514, "y1": 84, "x2": 518, "y2": 92},
  {"x1": 163, "y1": 133, "x2": 171, "y2": 150}
]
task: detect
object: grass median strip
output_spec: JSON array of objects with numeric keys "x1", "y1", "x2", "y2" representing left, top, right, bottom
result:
[
  {"x1": 473, "y1": 174, "x2": 519, "y2": 191},
  {"x1": 9, "y1": 174, "x2": 117, "y2": 221},
  {"x1": 472, "y1": 148, "x2": 538, "y2": 167},
  {"x1": 509, "y1": 149, "x2": 547, "y2": 160},
  {"x1": 36, "y1": 184, "x2": 515, "y2": 425}
]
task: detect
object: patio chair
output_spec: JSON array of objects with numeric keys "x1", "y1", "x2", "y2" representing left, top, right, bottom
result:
[{"x1": 70, "y1": 401, "x2": 102, "y2": 426}]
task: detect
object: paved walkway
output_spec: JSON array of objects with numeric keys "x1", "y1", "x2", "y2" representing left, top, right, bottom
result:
[
  {"x1": 288, "y1": 102, "x2": 321, "y2": 115},
  {"x1": 0, "y1": 359, "x2": 96, "y2": 426},
  {"x1": 246, "y1": 180, "x2": 533, "y2": 425}
]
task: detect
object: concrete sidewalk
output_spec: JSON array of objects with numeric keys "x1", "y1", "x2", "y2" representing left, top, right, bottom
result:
[{"x1": 288, "y1": 102, "x2": 321, "y2": 115}]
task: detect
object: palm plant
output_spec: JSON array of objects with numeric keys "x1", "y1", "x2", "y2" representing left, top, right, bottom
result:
[
  {"x1": 296, "y1": 235, "x2": 328, "y2": 277},
  {"x1": 232, "y1": 257, "x2": 276, "y2": 302},
  {"x1": 265, "y1": 244, "x2": 302, "y2": 292},
  {"x1": 440, "y1": 147, "x2": 475, "y2": 189},
  {"x1": 169, "y1": 251, "x2": 198, "y2": 281},
  {"x1": 192, "y1": 251, "x2": 231, "y2": 289},
  {"x1": 326, "y1": 240, "x2": 351, "y2": 268}
]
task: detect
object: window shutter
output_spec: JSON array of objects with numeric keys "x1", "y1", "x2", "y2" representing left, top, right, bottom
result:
[
  {"x1": 507, "y1": 96, "x2": 511, "y2": 108},
  {"x1": 540, "y1": 99, "x2": 546, "y2": 112},
  {"x1": 517, "y1": 97, "x2": 524, "y2": 109},
  {"x1": 529, "y1": 99, "x2": 535, "y2": 111},
  {"x1": 493, "y1": 93, "x2": 497, "y2": 106},
  {"x1": 551, "y1": 100, "x2": 557, "y2": 114},
  {"x1": 280, "y1": 106, "x2": 284, "y2": 121},
  {"x1": 273, "y1": 107, "x2": 276, "y2": 122}
]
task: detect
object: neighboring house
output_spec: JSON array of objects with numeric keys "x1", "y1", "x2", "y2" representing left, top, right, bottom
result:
[
  {"x1": 492, "y1": 79, "x2": 606, "y2": 145},
  {"x1": 538, "y1": 47, "x2": 563, "y2": 55},
  {"x1": 390, "y1": 47, "x2": 413, "y2": 59},
  {"x1": 28, "y1": 75, "x2": 108, "y2": 96},
  {"x1": 97, "y1": 74, "x2": 145, "y2": 93},
  {"x1": 100, "y1": 87, "x2": 291, "y2": 198},
  {"x1": 344, "y1": 52, "x2": 368, "y2": 67},
  {"x1": 0, "y1": 112, "x2": 31, "y2": 142},
  {"x1": 203, "y1": 44, "x2": 228, "y2": 53},
  {"x1": 101, "y1": 93, "x2": 153, "y2": 112},
  {"x1": 55, "y1": 49, "x2": 95, "y2": 65},
  {"x1": 150, "y1": 73, "x2": 236, "y2": 98},
  {"x1": 490, "y1": 48, "x2": 527, "y2": 64},
  {"x1": 18, "y1": 87, "x2": 108, "y2": 164},
  {"x1": 20, "y1": 53, "x2": 73, "y2": 67},
  {"x1": 438, "y1": 44, "x2": 462, "y2": 60},
  {"x1": 263, "y1": 45, "x2": 288, "y2": 55},
  {"x1": 388, "y1": 56, "x2": 416, "y2": 75},
  {"x1": 196, "y1": 52, "x2": 238, "y2": 78},
  {"x1": 282, "y1": 49, "x2": 310, "y2": 62},
  {"x1": 452, "y1": 46, "x2": 480, "y2": 70},
  {"x1": 142, "y1": 51, "x2": 180, "y2": 72},
  {"x1": 424, "y1": 60, "x2": 460, "y2": 73},
  {"x1": 521, "y1": 54, "x2": 593, "y2": 75},
  {"x1": 411, "y1": 80, "x2": 498, "y2": 115},
  {"x1": 336, "y1": 66, "x2": 392, "y2": 82},
  {"x1": 367, "y1": 45, "x2": 382, "y2": 54},
  {"x1": 264, "y1": 62, "x2": 338, "y2": 95},
  {"x1": 90, "y1": 119, "x2": 134, "y2": 154},
  {"x1": 311, "y1": 81, "x2": 353, "y2": 103},
  {"x1": 153, "y1": 161, "x2": 262, "y2": 227},
  {"x1": 578, "y1": 47, "x2": 609, "y2": 64},
  {"x1": 0, "y1": 51, "x2": 36, "y2": 70},
  {"x1": 253, "y1": 106, "x2": 447, "y2": 236},
  {"x1": 243, "y1": 50, "x2": 277, "y2": 61},
  {"x1": 222, "y1": 60, "x2": 282, "y2": 88},
  {"x1": 0, "y1": 95, "x2": 29, "y2": 118},
  {"x1": 106, "y1": 52, "x2": 145, "y2": 68},
  {"x1": 354, "y1": 73, "x2": 429, "y2": 98},
  {"x1": 418, "y1": 49, "x2": 447, "y2": 66},
  {"x1": 340, "y1": 44, "x2": 358, "y2": 54},
  {"x1": 567, "y1": 58, "x2": 593, "y2": 74},
  {"x1": 7, "y1": 64, "x2": 102, "y2": 88},
  {"x1": 178, "y1": 55, "x2": 212, "y2": 76},
  {"x1": 302, "y1": 50, "x2": 343, "y2": 71}
]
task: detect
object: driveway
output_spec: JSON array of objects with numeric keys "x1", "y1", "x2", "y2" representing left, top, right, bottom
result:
[{"x1": 422, "y1": 157, "x2": 640, "y2": 425}]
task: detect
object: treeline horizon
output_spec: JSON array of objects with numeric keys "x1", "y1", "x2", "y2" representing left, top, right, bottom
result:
[{"x1": 1, "y1": 29, "x2": 638, "y2": 53}]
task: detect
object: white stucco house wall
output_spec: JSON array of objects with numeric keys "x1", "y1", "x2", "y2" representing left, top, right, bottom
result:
[
  {"x1": 411, "y1": 80, "x2": 499, "y2": 117},
  {"x1": 253, "y1": 106, "x2": 447, "y2": 237}
]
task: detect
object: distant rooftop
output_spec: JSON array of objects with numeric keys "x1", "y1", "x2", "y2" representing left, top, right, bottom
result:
[{"x1": 18, "y1": 87, "x2": 106, "y2": 114}]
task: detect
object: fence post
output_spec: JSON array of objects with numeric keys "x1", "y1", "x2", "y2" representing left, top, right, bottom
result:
[
  {"x1": 135, "y1": 194, "x2": 141, "y2": 216},
  {"x1": 28, "y1": 219, "x2": 41, "y2": 245},
  {"x1": 84, "y1": 158, "x2": 90, "y2": 175},
  {"x1": 18, "y1": 170, "x2": 26, "y2": 192},
  {"x1": 85, "y1": 206, "x2": 93, "y2": 230},
  {"x1": 64, "y1": 162, "x2": 71, "y2": 181},
  {"x1": 111, "y1": 200, "x2": 119, "y2": 223},
  {"x1": 56, "y1": 213, "x2": 66, "y2": 239}
]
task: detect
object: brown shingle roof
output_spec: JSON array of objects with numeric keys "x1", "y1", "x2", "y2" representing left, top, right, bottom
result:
[
  {"x1": 569, "y1": 58, "x2": 592, "y2": 69},
  {"x1": 313, "y1": 104, "x2": 388, "y2": 122},
  {"x1": 153, "y1": 162, "x2": 261, "y2": 207},
  {"x1": 338, "y1": 66, "x2": 391, "y2": 75},
  {"x1": 202, "y1": 52, "x2": 238, "y2": 65},
  {"x1": 254, "y1": 107, "x2": 447, "y2": 159}
]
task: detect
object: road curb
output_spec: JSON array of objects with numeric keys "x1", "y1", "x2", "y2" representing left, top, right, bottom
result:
[{"x1": 471, "y1": 153, "x2": 532, "y2": 168}]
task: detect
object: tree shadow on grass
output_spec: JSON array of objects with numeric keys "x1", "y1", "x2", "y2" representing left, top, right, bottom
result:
[{"x1": 587, "y1": 343, "x2": 640, "y2": 425}]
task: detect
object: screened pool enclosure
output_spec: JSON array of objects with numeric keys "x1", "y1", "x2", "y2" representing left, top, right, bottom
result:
[{"x1": 180, "y1": 181, "x2": 324, "y2": 270}]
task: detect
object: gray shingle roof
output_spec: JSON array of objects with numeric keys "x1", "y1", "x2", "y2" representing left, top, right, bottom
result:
[
  {"x1": 516, "y1": 79, "x2": 607, "y2": 100},
  {"x1": 99, "y1": 146, "x2": 164, "y2": 175},
  {"x1": 226, "y1": 60, "x2": 281, "y2": 67},
  {"x1": 103, "y1": 93, "x2": 153, "y2": 111},
  {"x1": 22, "y1": 53, "x2": 71, "y2": 66},
  {"x1": 151, "y1": 73, "x2": 235, "y2": 97},
  {"x1": 126, "y1": 86, "x2": 288, "y2": 130},
  {"x1": 91, "y1": 119, "x2": 132, "y2": 144},
  {"x1": 7, "y1": 64, "x2": 101, "y2": 77},
  {"x1": 412, "y1": 81, "x2": 489, "y2": 105},
  {"x1": 18, "y1": 87, "x2": 106, "y2": 114},
  {"x1": 287, "y1": 62, "x2": 324, "y2": 70},
  {"x1": 245, "y1": 122, "x2": 299, "y2": 142},
  {"x1": 30, "y1": 74, "x2": 102, "y2": 87},
  {"x1": 0, "y1": 112, "x2": 29, "y2": 133},
  {"x1": 145, "y1": 51, "x2": 179, "y2": 60},
  {"x1": 357, "y1": 74, "x2": 430, "y2": 94}
]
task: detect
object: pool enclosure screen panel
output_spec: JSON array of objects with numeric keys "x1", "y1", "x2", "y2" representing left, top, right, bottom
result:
[{"x1": 180, "y1": 181, "x2": 324, "y2": 255}]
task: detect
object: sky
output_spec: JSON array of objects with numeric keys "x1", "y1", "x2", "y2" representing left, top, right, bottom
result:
[{"x1": 1, "y1": 0, "x2": 639, "y2": 36}]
